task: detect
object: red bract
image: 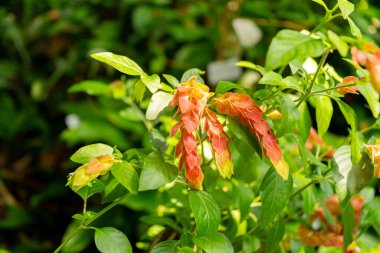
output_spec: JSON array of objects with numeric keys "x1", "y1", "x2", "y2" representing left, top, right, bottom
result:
[
  {"x1": 305, "y1": 127, "x2": 334, "y2": 158},
  {"x1": 170, "y1": 77, "x2": 212, "y2": 189},
  {"x1": 212, "y1": 92, "x2": 288, "y2": 179},
  {"x1": 203, "y1": 108, "x2": 233, "y2": 178}
]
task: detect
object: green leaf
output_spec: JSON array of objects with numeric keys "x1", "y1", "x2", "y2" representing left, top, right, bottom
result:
[
  {"x1": 316, "y1": 95, "x2": 333, "y2": 137},
  {"x1": 233, "y1": 181, "x2": 254, "y2": 220},
  {"x1": 358, "y1": 81, "x2": 380, "y2": 118},
  {"x1": 140, "y1": 215, "x2": 181, "y2": 232},
  {"x1": 134, "y1": 80, "x2": 146, "y2": 102},
  {"x1": 266, "y1": 218, "x2": 285, "y2": 253},
  {"x1": 334, "y1": 99, "x2": 361, "y2": 163},
  {"x1": 260, "y1": 169, "x2": 293, "y2": 227},
  {"x1": 138, "y1": 151, "x2": 178, "y2": 191},
  {"x1": 70, "y1": 143, "x2": 113, "y2": 164},
  {"x1": 258, "y1": 71, "x2": 283, "y2": 86},
  {"x1": 68, "y1": 80, "x2": 109, "y2": 96},
  {"x1": 332, "y1": 146, "x2": 373, "y2": 202},
  {"x1": 163, "y1": 74, "x2": 179, "y2": 88},
  {"x1": 149, "y1": 128, "x2": 168, "y2": 154},
  {"x1": 327, "y1": 30, "x2": 348, "y2": 57},
  {"x1": 298, "y1": 102, "x2": 311, "y2": 142},
  {"x1": 242, "y1": 235, "x2": 261, "y2": 253},
  {"x1": 312, "y1": 0, "x2": 329, "y2": 12},
  {"x1": 151, "y1": 240, "x2": 178, "y2": 253},
  {"x1": 338, "y1": 0, "x2": 354, "y2": 19},
  {"x1": 302, "y1": 184, "x2": 318, "y2": 217},
  {"x1": 91, "y1": 52, "x2": 143, "y2": 76},
  {"x1": 61, "y1": 220, "x2": 93, "y2": 253},
  {"x1": 181, "y1": 68, "x2": 205, "y2": 84},
  {"x1": 193, "y1": 233, "x2": 233, "y2": 253},
  {"x1": 282, "y1": 76, "x2": 304, "y2": 92},
  {"x1": 347, "y1": 17, "x2": 362, "y2": 38},
  {"x1": 94, "y1": 227, "x2": 132, "y2": 253},
  {"x1": 342, "y1": 202, "x2": 354, "y2": 250},
  {"x1": 145, "y1": 91, "x2": 173, "y2": 120},
  {"x1": 288, "y1": 134, "x2": 308, "y2": 166},
  {"x1": 235, "y1": 61, "x2": 268, "y2": 75},
  {"x1": 141, "y1": 73, "x2": 161, "y2": 93},
  {"x1": 265, "y1": 30, "x2": 325, "y2": 70},
  {"x1": 111, "y1": 161, "x2": 138, "y2": 194},
  {"x1": 189, "y1": 190, "x2": 220, "y2": 236},
  {"x1": 215, "y1": 81, "x2": 244, "y2": 94},
  {"x1": 74, "y1": 179, "x2": 105, "y2": 200},
  {"x1": 277, "y1": 94, "x2": 300, "y2": 138}
]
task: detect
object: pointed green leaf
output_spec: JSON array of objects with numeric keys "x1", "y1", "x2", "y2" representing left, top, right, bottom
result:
[
  {"x1": 111, "y1": 161, "x2": 138, "y2": 194},
  {"x1": 338, "y1": 0, "x2": 354, "y2": 19},
  {"x1": 233, "y1": 181, "x2": 254, "y2": 220},
  {"x1": 288, "y1": 134, "x2": 308, "y2": 166},
  {"x1": 189, "y1": 190, "x2": 220, "y2": 236},
  {"x1": 141, "y1": 73, "x2": 161, "y2": 93},
  {"x1": 181, "y1": 68, "x2": 205, "y2": 84},
  {"x1": 266, "y1": 218, "x2": 285, "y2": 253},
  {"x1": 151, "y1": 240, "x2": 178, "y2": 253},
  {"x1": 327, "y1": 30, "x2": 348, "y2": 57},
  {"x1": 91, "y1": 52, "x2": 143, "y2": 76},
  {"x1": 265, "y1": 30, "x2": 325, "y2": 70},
  {"x1": 260, "y1": 169, "x2": 293, "y2": 226},
  {"x1": 316, "y1": 95, "x2": 333, "y2": 137},
  {"x1": 358, "y1": 81, "x2": 380, "y2": 118},
  {"x1": 70, "y1": 143, "x2": 113, "y2": 164},
  {"x1": 298, "y1": 102, "x2": 311, "y2": 142},
  {"x1": 146, "y1": 91, "x2": 173, "y2": 120},
  {"x1": 138, "y1": 151, "x2": 177, "y2": 191},
  {"x1": 215, "y1": 81, "x2": 244, "y2": 94},
  {"x1": 277, "y1": 94, "x2": 300, "y2": 137},
  {"x1": 342, "y1": 202, "x2": 354, "y2": 250},
  {"x1": 61, "y1": 220, "x2": 93, "y2": 253},
  {"x1": 258, "y1": 71, "x2": 283, "y2": 86},
  {"x1": 312, "y1": 0, "x2": 329, "y2": 12},
  {"x1": 193, "y1": 233, "x2": 233, "y2": 253},
  {"x1": 163, "y1": 74, "x2": 179, "y2": 88},
  {"x1": 68, "y1": 80, "x2": 109, "y2": 96},
  {"x1": 134, "y1": 80, "x2": 146, "y2": 102},
  {"x1": 94, "y1": 227, "x2": 132, "y2": 253},
  {"x1": 74, "y1": 179, "x2": 105, "y2": 200},
  {"x1": 347, "y1": 17, "x2": 362, "y2": 38}
]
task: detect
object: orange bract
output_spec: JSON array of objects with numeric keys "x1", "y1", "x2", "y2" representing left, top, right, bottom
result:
[
  {"x1": 212, "y1": 92, "x2": 288, "y2": 179},
  {"x1": 365, "y1": 139, "x2": 380, "y2": 177},
  {"x1": 336, "y1": 76, "x2": 359, "y2": 95}
]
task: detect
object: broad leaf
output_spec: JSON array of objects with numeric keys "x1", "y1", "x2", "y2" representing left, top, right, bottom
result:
[
  {"x1": 258, "y1": 71, "x2": 283, "y2": 86},
  {"x1": 138, "y1": 151, "x2": 177, "y2": 191},
  {"x1": 68, "y1": 80, "x2": 109, "y2": 96},
  {"x1": 111, "y1": 161, "x2": 138, "y2": 194},
  {"x1": 266, "y1": 218, "x2": 285, "y2": 253},
  {"x1": 163, "y1": 74, "x2": 179, "y2": 88},
  {"x1": 149, "y1": 128, "x2": 168, "y2": 154},
  {"x1": 316, "y1": 95, "x2": 333, "y2": 137},
  {"x1": 181, "y1": 68, "x2": 205, "y2": 84},
  {"x1": 70, "y1": 143, "x2": 113, "y2": 164},
  {"x1": 260, "y1": 169, "x2": 293, "y2": 226},
  {"x1": 277, "y1": 94, "x2": 300, "y2": 137},
  {"x1": 265, "y1": 30, "x2": 325, "y2": 70},
  {"x1": 338, "y1": 0, "x2": 354, "y2": 19},
  {"x1": 74, "y1": 179, "x2": 105, "y2": 200},
  {"x1": 358, "y1": 81, "x2": 380, "y2": 118},
  {"x1": 151, "y1": 240, "x2": 178, "y2": 253},
  {"x1": 189, "y1": 190, "x2": 220, "y2": 236},
  {"x1": 61, "y1": 220, "x2": 93, "y2": 253},
  {"x1": 215, "y1": 81, "x2": 244, "y2": 94},
  {"x1": 327, "y1": 30, "x2": 348, "y2": 57},
  {"x1": 347, "y1": 17, "x2": 362, "y2": 38},
  {"x1": 193, "y1": 233, "x2": 233, "y2": 253},
  {"x1": 342, "y1": 202, "x2": 354, "y2": 250},
  {"x1": 94, "y1": 227, "x2": 132, "y2": 253},
  {"x1": 146, "y1": 91, "x2": 173, "y2": 120},
  {"x1": 91, "y1": 52, "x2": 143, "y2": 76},
  {"x1": 141, "y1": 73, "x2": 161, "y2": 93}
]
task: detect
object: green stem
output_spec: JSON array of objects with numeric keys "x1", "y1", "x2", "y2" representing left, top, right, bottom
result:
[
  {"x1": 53, "y1": 193, "x2": 131, "y2": 253},
  {"x1": 290, "y1": 169, "x2": 332, "y2": 199},
  {"x1": 310, "y1": 83, "x2": 357, "y2": 94}
]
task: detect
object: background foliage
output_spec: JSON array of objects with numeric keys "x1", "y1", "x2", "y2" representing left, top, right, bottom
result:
[{"x1": 0, "y1": 0, "x2": 380, "y2": 252}]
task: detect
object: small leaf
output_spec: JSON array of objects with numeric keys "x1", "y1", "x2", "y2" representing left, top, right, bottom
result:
[
  {"x1": 134, "y1": 80, "x2": 146, "y2": 102},
  {"x1": 74, "y1": 179, "x2": 105, "y2": 200},
  {"x1": 312, "y1": 0, "x2": 329, "y2": 12},
  {"x1": 215, "y1": 81, "x2": 244, "y2": 94},
  {"x1": 151, "y1": 240, "x2": 178, "y2": 253},
  {"x1": 61, "y1": 220, "x2": 93, "y2": 253},
  {"x1": 68, "y1": 80, "x2": 109, "y2": 95},
  {"x1": 260, "y1": 169, "x2": 293, "y2": 227},
  {"x1": 193, "y1": 233, "x2": 233, "y2": 253},
  {"x1": 342, "y1": 202, "x2": 354, "y2": 250},
  {"x1": 140, "y1": 216, "x2": 181, "y2": 232},
  {"x1": 258, "y1": 71, "x2": 283, "y2": 86},
  {"x1": 265, "y1": 30, "x2": 325, "y2": 70},
  {"x1": 189, "y1": 190, "x2": 220, "y2": 236},
  {"x1": 181, "y1": 68, "x2": 205, "y2": 84},
  {"x1": 138, "y1": 151, "x2": 178, "y2": 191},
  {"x1": 94, "y1": 227, "x2": 132, "y2": 253},
  {"x1": 358, "y1": 81, "x2": 379, "y2": 118},
  {"x1": 235, "y1": 61, "x2": 267, "y2": 75},
  {"x1": 141, "y1": 73, "x2": 161, "y2": 93},
  {"x1": 163, "y1": 74, "x2": 179, "y2": 88},
  {"x1": 338, "y1": 0, "x2": 354, "y2": 19},
  {"x1": 266, "y1": 218, "x2": 285, "y2": 253},
  {"x1": 316, "y1": 95, "x2": 333, "y2": 137},
  {"x1": 288, "y1": 134, "x2": 308, "y2": 166},
  {"x1": 327, "y1": 30, "x2": 348, "y2": 57},
  {"x1": 91, "y1": 52, "x2": 143, "y2": 76},
  {"x1": 282, "y1": 76, "x2": 304, "y2": 92},
  {"x1": 70, "y1": 143, "x2": 113, "y2": 164},
  {"x1": 347, "y1": 17, "x2": 362, "y2": 38},
  {"x1": 111, "y1": 161, "x2": 139, "y2": 194},
  {"x1": 277, "y1": 94, "x2": 300, "y2": 137},
  {"x1": 146, "y1": 91, "x2": 173, "y2": 120},
  {"x1": 298, "y1": 102, "x2": 311, "y2": 142}
]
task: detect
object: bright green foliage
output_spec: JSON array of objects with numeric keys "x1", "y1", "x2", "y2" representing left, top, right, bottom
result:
[{"x1": 94, "y1": 227, "x2": 132, "y2": 253}]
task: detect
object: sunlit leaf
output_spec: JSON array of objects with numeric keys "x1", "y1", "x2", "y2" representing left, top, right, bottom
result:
[
  {"x1": 68, "y1": 80, "x2": 109, "y2": 96},
  {"x1": 358, "y1": 81, "x2": 380, "y2": 118},
  {"x1": 94, "y1": 227, "x2": 132, "y2": 253},
  {"x1": 70, "y1": 143, "x2": 113, "y2": 164},
  {"x1": 141, "y1": 73, "x2": 161, "y2": 93},
  {"x1": 163, "y1": 74, "x2": 179, "y2": 88},
  {"x1": 111, "y1": 161, "x2": 138, "y2": 194},
  {"x1": 327, "y1": 30, "x2": 348, "y2": 57},
  {"x1": 91, "y1": 52, "x2": 143, "y2": 76},
  {"x1": 215, "y1": 81, "x2": 244, "y2": 94},
  {"x1": 316, "y1": 95, "x2": 333, "y2": 137},
  {"x1": 312, "y1": 0, "x2": 329, "y2": 12},
  {"x1": 146, "y1": 91, "x2": 173, "y2": 120},
  {"x1": 258, "y1": 71, "x2": 283, "y2": 86},
  {"x1": 347, "y1": 17, "x2": 362, "y2": 38},
  {"x1": 338, "y1": 0, "x2": 354, "y2": 19},
  {"x1": 134, "y1": 80, "x2": 146, "y2": 102},
  {"x1": 193, "y1": 233, "x2": 233, "y2": 253}
]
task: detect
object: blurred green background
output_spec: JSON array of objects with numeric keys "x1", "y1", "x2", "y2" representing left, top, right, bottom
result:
[{"x1": 0, "y1": 0, "x2": 379, "y2": 252}]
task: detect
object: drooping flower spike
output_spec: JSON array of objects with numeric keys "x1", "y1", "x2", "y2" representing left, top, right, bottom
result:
[{"x1": 212, "y1": 92, "x2": 289, "y2": 179}]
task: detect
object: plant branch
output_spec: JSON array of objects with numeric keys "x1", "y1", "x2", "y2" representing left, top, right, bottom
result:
[{"x1": 290, "y1": 169, "x2": 332, "y2": 199}]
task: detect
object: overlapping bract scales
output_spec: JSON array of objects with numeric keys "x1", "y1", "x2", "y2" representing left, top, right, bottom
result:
[
  {"x1": 170, "y1": 77, "x2": 212, "y2": 189},
  {"x1": 212, "y1": 92, "x2": 289, "y2": 179}
]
